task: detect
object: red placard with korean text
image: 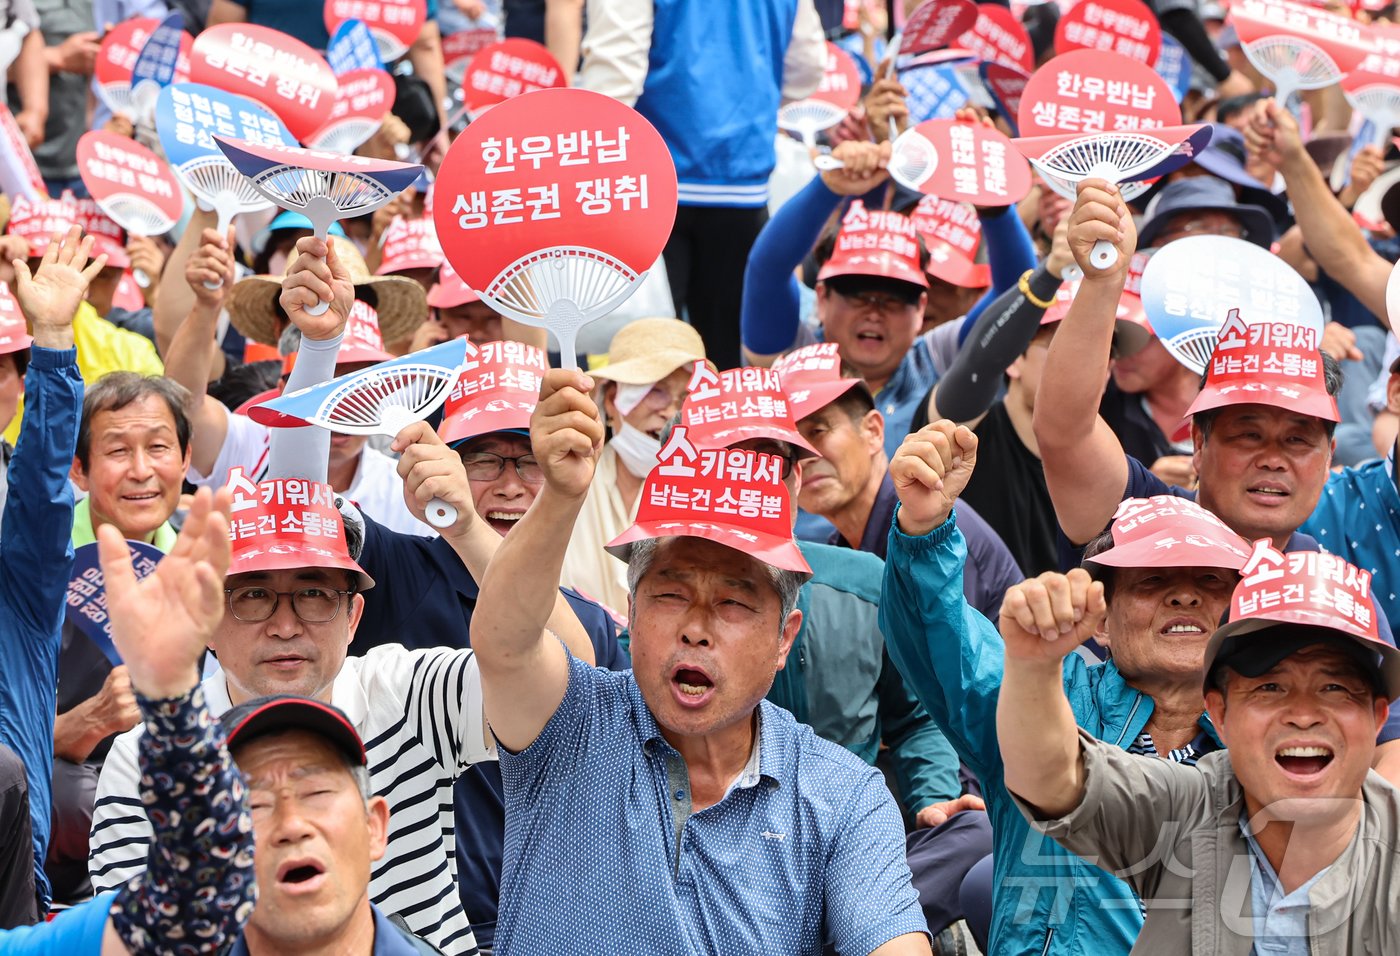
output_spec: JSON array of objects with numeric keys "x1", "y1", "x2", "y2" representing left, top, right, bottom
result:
[
  {"x1": 190, "y1": 24, "x2": 337, "y2": 143},
  {"x1": 1231, "y1": 542, "x2": 1378, "y2": 640},
  {"x1": 681, "y1": 363, "x2": 813, "y2": 452},
  {"x1": 76, "y1": 131, "x2": 184, "y2": 235},
  {"x1": 464, "y1": 38, "x2": 565, "y2": 115},
  {"x1": 1055, "y1": 0, "x2": 1161, "y2": 64},
  {"x1": 97, "y1": 19, "x2": 192, "y2": 105},
  {"x1": 0, "y1": 104, "x2": 43, "y2": 202},
  {"x1": 1189, "y1": 308, "x2": 1338, "y2": 421},
  {"x1": 433, "y1": 87, "x2": 678, "y2": 303},
  {"x1": 816, "y1": 42, "x2": 864, "y2": 110},
  {"x1": 1229, "y1": 0, "x2": 1373, "y2": 74},
  {"x1": 894, "y1": 118, "x2": 1032, "y2": 202},
  {"x1": 324, "y1": 0, "x2": 426, "y2": 62},
  {"x1": 959, "y1": 4, "x2": 1035, "y2": 71},
  {"x1": 310, "y1": 67, "x2": 396, "y2": 149},
  {"x1": 606, "y1": 427, "x2": 809, "y2": 575},
  {"x1": 1344, "y1": 21, "x2": 1400, "y2": 90},
  {"x1": 6, "y1": 194, "x2": 122, "y2": 248},
  {"x1": 1018, "y1": 49, "x2": 1180, "y2": 137},
  {"x1": 443, "y1": 27, "x2": 499, "y2": 82},
  {"x1": 900, "y1": 0, "x2": 980, "y2": 57},
  {"x1": 982, "y1": 61, "x2": 1031, "y2": 131},
  {"x1": 910, "y1": 194, "x2": 982, "y2": 259}
]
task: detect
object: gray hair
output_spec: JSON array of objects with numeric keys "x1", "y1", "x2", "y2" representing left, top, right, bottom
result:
[
  {"x1": 348, "y1": 763, "x2": 372, "y2": 803},
  {"x1": 625, "y1": 536, "x2": 803, "y2": 625}
]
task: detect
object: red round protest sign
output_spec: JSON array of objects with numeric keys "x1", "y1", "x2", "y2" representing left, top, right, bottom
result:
[
  {"x1": 1055, "y1": 0, "x2": 1161, "y2": 64},
  {"x1": 189, "y1": 24, "x2": 338, "y2": 144},
  {"x1": 900, "y1": 0, "x2": 980, "y2": 57},
  {"x1": 890, "y1": 118, "x2": 1032, "y2": 202},
  {"x1": 982, "y1": 61, "x2": 1030, "y2": 131},
  {"x1": 960, "y1": 4, "x2": 1035, "y2": 71},
  {"x1": 310, "y1": 67, "x2": 396, "y2": 153},
  {"x1": 464, "y1": 38, "x2": 565, "y2": 116},
  {"x1": 324, "y1": 0, "x2": 426, "y2": 63},
  {"x1": 443, "y1": 27, "x2": 498, "y2": 83},
  {"x1": 433, "y1": 87, "x2": 678, "y2": 366},
  {"x1": 815, "y1": 42, "x2": 863, "y2": 109},
  {"x1": 1230, "y1": 0, "x2": 1373, "y2": 76},
  {"x1": 96, "y1": 19, "x2": 192, "y2": 114},
  {"x1": 76, "y1": 131, "x2": 184, "y2": 237},
  {"x1": 1018, "y1": 49, "x2": 1180, "y2": 137}
]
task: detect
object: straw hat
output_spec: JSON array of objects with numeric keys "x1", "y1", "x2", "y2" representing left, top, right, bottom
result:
[
  {"x1": 228, "y1": 236, "x2": 427, "y2": 347},
  {"x1": 590, "y1": 317, "x2": 708, "y2": 385}
]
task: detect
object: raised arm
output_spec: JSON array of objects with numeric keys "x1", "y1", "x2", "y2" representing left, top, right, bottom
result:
[
  {"x1": 1031, "y1": 181, "x2": 1136, "y2": 545},
  {"x1": 162, "y1": 226, "x2": 237, "y2": 479},
  {"x1": 391, "y1": 421, "x2": 598, "y2": 667},
  {"x1": 996, "y1": 570, "x2": 1106, "y2": 819},
  {"x1": 97, "y1": 487, "x2": 257, "y2": 955},
  {"x1": 468, "y1": 369, "x2": 605, "y2": 751},
  {"x1": 1246, "y1": 98, "x2": 1392, "y2": 327}
]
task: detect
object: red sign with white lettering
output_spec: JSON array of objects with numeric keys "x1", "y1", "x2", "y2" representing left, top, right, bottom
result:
[
  {"x1": 0, "y1": 104, "x2": 43, "y2": 202},
  {"x1": 1229, "y1": 0, "x2": 1373, "y2": 75},
  {"x1": 960, "y1": 4, "x2": 1034, "y2": 71},
  {"x1": 433, "y1": 87, "x2": 677, "y2": 302},
  {"x1": 1186, "y1": 308, "x2": 1339, "y2": 422},
  {"x1": 1229, "y1": 542, "x2": 1379, "y2": 641},
  {"x1": 815, "y1": 42, "x2": 863, "y2": 109},
  {"x1": 310, "y1": 67, "x2": 396, "y2": 151},
  {"x1": 77, "y1": 131, "x2": 184, "y2": 237},
  {"x1": 901, "y1": 0, "x2": 980, "y2": 57},
  {"x1": 1055, "y1": 0, "x2": 1162, "y2": 65},
  {"x1": 463, "y1": 38, "x2": 565, "y2": 115},
  {"x1": 893, "y1": 118, "x2": 1032, "y2": 202},
  {"x1": 324, "y1": 0, "x2": 426, "y2": 62},
  {"x1": 681, "y1": 363, "x2": 815, "y2": 454},
  {"x1": 443, "y1": 27, "x2": 500, "y2": 82},
  {"x1": 97, "y1": 18, "x2": 193, "y2": 111},
  {"x1": 190, "y1": 24, "x2": 338, "y2": 143},
  {"x1": 1018, "y1": 49, "x2": 1179, "y2": 137}
]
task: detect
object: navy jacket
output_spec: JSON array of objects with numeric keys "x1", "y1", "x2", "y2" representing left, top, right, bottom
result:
[{"x1": 355, "y1": 517, "x2": 628, "y2": 949}]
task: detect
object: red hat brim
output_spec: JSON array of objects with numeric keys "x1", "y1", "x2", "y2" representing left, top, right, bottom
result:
[
  {"x1": 1186, "y1": 381, "x2": 1340, "y2": 423},
  {"x1": 605, "y1": 520, "x2": 812, "y2": 576},
  {"x1": 229, "y1": 537, "x2": 375, "y2": 591}
]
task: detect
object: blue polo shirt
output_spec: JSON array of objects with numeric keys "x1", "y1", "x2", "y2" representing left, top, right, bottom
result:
[
  {"x1": 494, "y1": 655, "x2": 929, "y2": 954},
  {"x1": 354, "y1": 516, "x2": 627, "y2": 950},
  {"x1": 228, "y1": 904, "x2": 421, "y2": 955}
]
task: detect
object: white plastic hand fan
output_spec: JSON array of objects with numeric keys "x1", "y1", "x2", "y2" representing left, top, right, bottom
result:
[
  {"x1": 1025, "y1": 131, "x2": 1198, "y2": 269},
  {"x1": 1346, "y1": 85, "x2": 1400, "y2": 150},
  {"x1": 248, "y1": 338, "x2": 468, "y2": 528},
  {"x1": 309, "y1": 118, "x2": 383, "y2": 156},
  {"x1": 814, "y1": 129, "x2": 939, "y2": 183},
  {"x1": 1241, "y1": 37, "x2": 1344, "y2": 111},
  {"x1": 778, "y1": 99, "x2": 848, "y2": 150},
  {"x1": 214, "y1": 137, "x2": 424, "y2": 316}
]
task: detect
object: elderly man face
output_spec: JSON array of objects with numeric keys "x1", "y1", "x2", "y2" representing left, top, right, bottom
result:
[
  {"x1": 1099, "y1": 566, "x2": 1238, "y2": 684},
  {"x1": 237, "y1": 729, "x2": 389, "y2": 953},
  {"x1": 209, "y1": 567, "x2": 365, "y2": 705},
  {"x1": 72, "y1": 392, "x2": 191, "y2": 541},
  {"x1": 626, "y1": 537, "x2": 801, "y2": 743},
  {"x1": 1207, "y1": 642, "x2": 1389, "y2": 826}
]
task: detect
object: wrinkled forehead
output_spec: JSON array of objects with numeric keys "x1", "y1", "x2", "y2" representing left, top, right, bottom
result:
[
  {"x1": 641, "y1": 537, "x2": 775, "y2": 597},
  {"x1": 461, "y1": 433, "x2": 532, "y2": 457}
]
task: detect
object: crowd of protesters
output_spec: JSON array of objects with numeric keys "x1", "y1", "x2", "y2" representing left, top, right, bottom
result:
[{"x1": 1, "y1": 0, "x2": 1400, "y2": 953}]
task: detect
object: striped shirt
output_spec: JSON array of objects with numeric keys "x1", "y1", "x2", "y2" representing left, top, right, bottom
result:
[{"x1": 88, "y1": 644, "x2": 493, "y2": 956}]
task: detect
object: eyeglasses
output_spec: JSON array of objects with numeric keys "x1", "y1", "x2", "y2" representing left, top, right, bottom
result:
[
  {"x1": 225, "y1": 586, "x2": 352, "y2": 623},
  {"x1": 1159, "y1": 218, "x2": 1249, "y2": 242},
  {"x1": 742, "y1": 441, "x2": 799, "y2": 480},
  {"x1": 835, "y1": 289, "x2": 918, "y2": 313},
  {"x1": 460, "y1": 452, "x2": 545, "y2": 483}
]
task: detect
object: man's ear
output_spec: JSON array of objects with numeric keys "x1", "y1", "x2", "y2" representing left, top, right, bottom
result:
[
  {"x1": 1204, "y1": 685, "x2": 1228, "y2": 745},
  {"x1": 366, "y1": 795, "x2": 390, "y2": 862},
  {"x1": 775, "y1": 609, "x2": 802, "y2": 671},
  {"x1": 864, "y1": 408, "x2": 885, "y2": 453},
  {"x1": 70, "y1": 457, "x2": 88, "y2": 492},
  {"x1": 1375, "y1": 696, "x2": 1391, "y2": 737},
  {"x1": 345, "y1": 592, "x2": 366, "y2": 647}
]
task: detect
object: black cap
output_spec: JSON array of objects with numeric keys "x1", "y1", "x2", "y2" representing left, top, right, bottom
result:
[
  {"x1": 220, "y1": 695, "x2": 366, "y2": 767},
  {"x1": 1207, "y1": 627, "x2": 1388, "y2": 695}
]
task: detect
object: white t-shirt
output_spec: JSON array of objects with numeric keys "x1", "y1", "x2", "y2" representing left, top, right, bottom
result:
[
  {"x1": 189, "y1": 410, "x2": 432, "y2": 536},
  {"x1": 90, "y1": 644, "x2": 494, "y2": 956}
]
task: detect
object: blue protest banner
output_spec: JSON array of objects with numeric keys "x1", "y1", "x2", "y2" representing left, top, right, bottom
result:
[
  {"x1": 65, "y1": 540, "x2": 164, "y2": 665},
  {"x1": 328, "y1": 18, "x2": 383, "y2": 75}
]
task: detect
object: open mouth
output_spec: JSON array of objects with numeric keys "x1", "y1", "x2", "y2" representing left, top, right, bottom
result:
[
  {"x1": 1247, "y1": 485, "x2": 1290, "y2": 500},
  {"x1": 1275, "y1": 745, "x2": 1334, "y2": 776},
  {"x1": 673, "y1": 667, "x2": 714, "y2": 699},
  {"x1": 1160, "y1": 619, "x2": 1206, "y2": 638},
  {"x1": 277, "y1": 859, "x2": 325, "y2": 888}
]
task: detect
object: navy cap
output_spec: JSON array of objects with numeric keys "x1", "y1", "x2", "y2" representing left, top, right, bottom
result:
[{"x1": 220, "y1": 695, "x2": 366, "y2": 767}]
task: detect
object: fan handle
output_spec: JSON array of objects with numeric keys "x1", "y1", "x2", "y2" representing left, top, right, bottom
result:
[
  {"x1": 204, "y1": 194, "x2": 242, "y2": 291},
  {"x1": 1090, "y1": 240, "x2": 1118, "y2": 270}
]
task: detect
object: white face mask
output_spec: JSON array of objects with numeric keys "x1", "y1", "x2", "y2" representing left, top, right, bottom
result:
[{"x1": 611, "y1": 421, "x2": 662, "y2": 478}]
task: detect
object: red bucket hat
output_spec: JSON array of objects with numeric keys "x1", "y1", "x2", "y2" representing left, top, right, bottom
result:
[
  {"x1": 681, "y1": 362, "x2": 818, "y2": 457},
  {"x1": 771, "y1": 342, "x2": 871, "y2": 423},
  {"x1": 1185, "y1": 309, "x2": 1339, "y2": 423},
  {"x1": 1081, "y1": 495, "x2": 1251, "y2": 578},
  {"x1": 376, "y1": 215, "x2": 443, "y2": 275},
  {"x1": 427, "y1": 258, "x2": 480, "y2": 308},
  {"x1": 605, "y1": 426, "x2": 812, "y2": 577},
  {"x1": 438, "y1": 338, "x2": 546, "y2": 446},
  {"x1": 224, "y1": 467, "x2": 374, "y2": 591},
  {"x1": 817, "y1": 202, "x2": 928, "y2": 290},
  {"x1": 909, "y1": 196, "x2": 990, "y2": 289},
  {"x1": 1203, "y1": 543, "x2": 1400, "y2": 697},
  {"x1": 0, "y1": 283, "x2": 32, "y2": 355}
]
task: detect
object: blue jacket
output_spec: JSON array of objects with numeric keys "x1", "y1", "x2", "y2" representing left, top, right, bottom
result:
[
  {"x1": 880, "y1": 510, "x2": 1220, "y2": 956},
  {"x1": 768, "y1": 541, "x2": 960, "y2": 817},
  {"x1": 635, "y1": 0, "x2": 800, "y2": 206},
  {"x1": 1302, "y1": 455, "x2": 1400, "y2": 642},
  {"x1": 0, "y1": 346, "x2": 82, "y2": 911},
  {"x1": 354, "y1": 518, "x2": 627, "y2": 950}
]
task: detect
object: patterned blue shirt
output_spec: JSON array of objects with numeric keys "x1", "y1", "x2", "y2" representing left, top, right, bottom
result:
[{"x1": 495, "y1": 655, "x2": 928, "y2": 955}]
